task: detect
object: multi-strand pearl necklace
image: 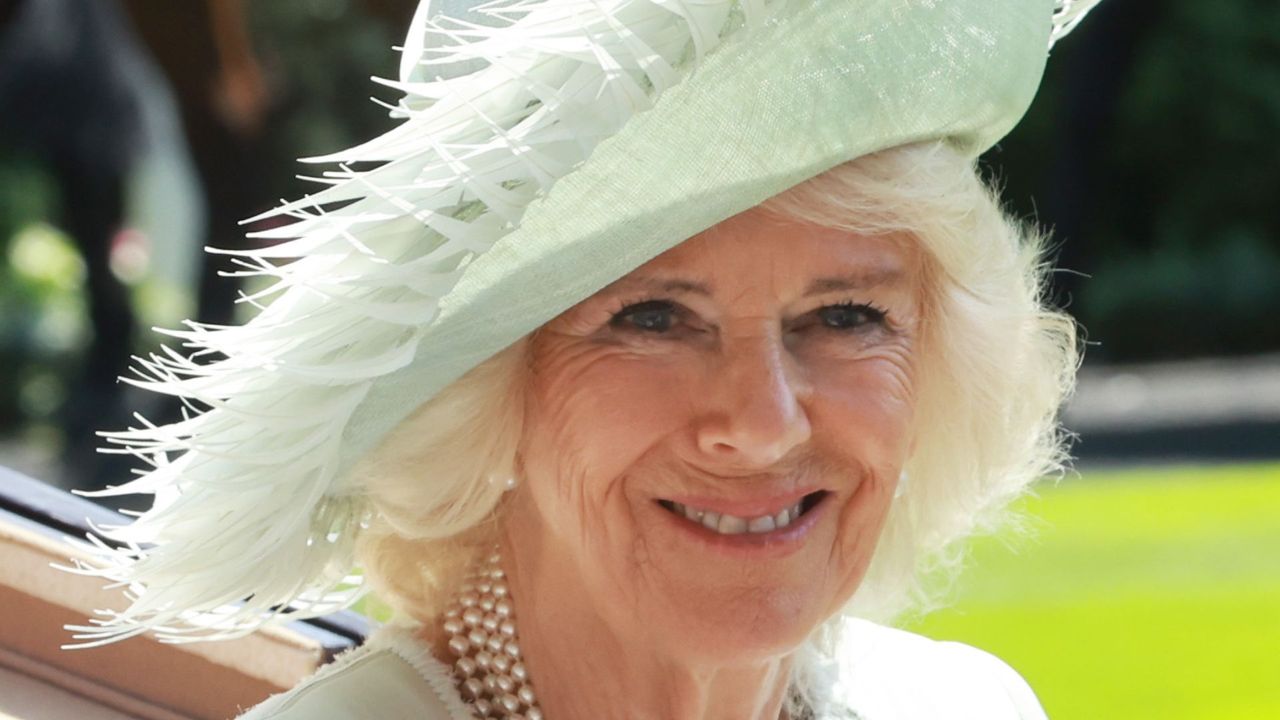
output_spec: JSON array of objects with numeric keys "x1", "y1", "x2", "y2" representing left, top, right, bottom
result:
[
  {"x1": 442, "y1": 547, "x2": 543, "y2": 719},
  {"x1": 439, "y1": 547, "x2": 815, "y2": 720}
]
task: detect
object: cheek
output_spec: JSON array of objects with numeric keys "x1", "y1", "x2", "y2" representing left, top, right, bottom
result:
[
  {"x1": 809, "y1": 346, "x2": 917, "y2": 605},
  {"x1": 520, "y1": 340, "x2": 695, "y2": 532},
  {"x1": 811, "y1": 344, "x2": 917, "y2": 465}
]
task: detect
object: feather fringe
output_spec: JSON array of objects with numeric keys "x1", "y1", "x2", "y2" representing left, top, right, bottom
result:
[{"x1": 1050, "y1": 0, "x2": 1103, "y2": 47}]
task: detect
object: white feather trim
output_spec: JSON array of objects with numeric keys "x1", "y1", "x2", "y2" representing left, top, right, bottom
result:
[{"x1": 1051, "y1": 0, "x2": 1103, "y2": 47}]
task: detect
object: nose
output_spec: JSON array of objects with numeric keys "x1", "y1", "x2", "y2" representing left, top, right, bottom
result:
[{"x1": 693, "y1": 331, "x2": 812, "y2": 468}]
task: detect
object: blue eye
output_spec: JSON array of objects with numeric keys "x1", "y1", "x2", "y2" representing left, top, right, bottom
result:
[
  {"x1": 612, "y1": 300, "x2": 676, "y2": 332},
  {"x1": 817, "y1": 303, "x2": 885, "y2": 330}
]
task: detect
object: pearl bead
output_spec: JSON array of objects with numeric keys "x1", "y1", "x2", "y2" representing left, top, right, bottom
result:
[
  {"x1": 447, "y1": 636, "x2": 470, "y2": 657},
  {"x1": 510, "y1": 662, "x2": 527, "y2": 682},
  {"x1": 463, "y1": 607, "x2": 483, "y2": 627},
  {"x1": 486, "y1": 634, "x2": 505, "y2": 654},
  {"x1": 492, "y1": 654, "x2": 511, "y2": 673},
  {"x1": 499, "y1": 619, "x2": 516, "y2": 637},
  {"x1": 490, "y1": 568, "x2": 505, "y2": 580},
  {"x1": 469, "y1": 628, "x2": 489, "y2": 647},
  {"x1": 504, "y1": 640, "x2": 520, "y2": 659},
  {"x1": 444, "y1": 605, "x2": 460, "y2": 618},
  {"x1": 477, "y1": 581, "x2": 492, "y2": 594},
  {"x1": 483, "y1": 674, "x2": 500, "y2": 692},
  {"x1": 498, "y1": 693, "x2": 521, "y2": 714},
  {"x1": 456, "y1": 657, "x2": 477, "y2": 677},
  {"x1": 462, "y1": 678, "x2": 483, "y2": 700},
  {"x1": 474, "y1": 698, "x2": 493, "y2": 717},
  {"x1": 443, "y1": 618, "x2": 464, "y2": 635},
  {"x1": 488, "y1": 553, "x2": 501, "y2": 564},
  {"x1": 459, "y1": 592, "x2": 478, "y2": 608},
  {"x1": 480, "y1": 596, "x2": 496, "y2": 612},
  {"x1": 482, "y1": 614, "x2": 499, "y2": 632},
  {"x1": 526, "y1": 709, "x2": 544, "y2": 720},
  {"x1": 495, "y1": 599, "x2": 512, "y2": 618},
  {"x1": 517, "y1": 685, "x2": 536, "y2": 706},
  {"x1": 492, "y1": 582, "x2": 509, "y2": 598},
  {"x1": 495, "y1": 674, "x2": 515, "y2": 693},
  {"x1": 475, "y1": 650, "x2": 494, "y2": 669}
]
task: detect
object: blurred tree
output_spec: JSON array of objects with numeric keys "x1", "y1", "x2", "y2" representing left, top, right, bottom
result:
[
  {"x1": 244, "y1": 0, "x2": 414, "y2": 177},
  {"x1": 989, "y1": 0, "x2": 1280, "y2": 362}
]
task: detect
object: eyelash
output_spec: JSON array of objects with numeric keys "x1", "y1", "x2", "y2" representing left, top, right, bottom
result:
[{"x1": 606, "y1": 296, "x2": 889, "y2": 334}]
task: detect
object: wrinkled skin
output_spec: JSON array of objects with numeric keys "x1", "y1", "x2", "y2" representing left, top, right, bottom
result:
[{"x1": 501, "y1": 204, "x2": 924, "y2": 720}]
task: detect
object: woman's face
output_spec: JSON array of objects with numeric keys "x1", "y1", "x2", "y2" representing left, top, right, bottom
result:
[{"x1": 508, "y1": 204, "x2": 924, "y2": 664}]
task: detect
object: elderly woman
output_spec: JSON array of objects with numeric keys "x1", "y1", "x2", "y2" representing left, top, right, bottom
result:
[{"x1": 71, "y1": 1, "x2": 1098, "y2": 718}]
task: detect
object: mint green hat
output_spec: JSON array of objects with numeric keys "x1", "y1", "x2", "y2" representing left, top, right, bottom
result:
[{"x1": 70, "y1": 0, "x2": 1100, "y2": 645}]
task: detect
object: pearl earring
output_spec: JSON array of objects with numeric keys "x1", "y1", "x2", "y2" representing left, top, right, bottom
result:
[
  {"x1": 894, "y1": 470, "x2": 909, "y2": 500},
  {"x1": 489, "y1": 474, "x2": 518, "y2": 492}
]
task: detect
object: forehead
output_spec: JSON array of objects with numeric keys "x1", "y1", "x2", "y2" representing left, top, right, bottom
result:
[{"x1": 628, "y1": 205, "x2": 917, "y2": 286}]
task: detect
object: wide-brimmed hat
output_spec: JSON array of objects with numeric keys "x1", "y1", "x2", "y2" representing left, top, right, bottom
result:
[{"x1": 69, "y1": 0, "x2": 1100, "y2": 645}]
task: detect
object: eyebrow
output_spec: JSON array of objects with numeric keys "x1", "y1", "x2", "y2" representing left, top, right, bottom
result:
[
  {"x1": 610, "y1": 276, "x2": 713, "y2": 297},
  {"x1": 613, "y1": 267, "x2": 904, "y2": 298},
  {"x1": 802, "y1": 267, "x2": 904, "y2": 295}
]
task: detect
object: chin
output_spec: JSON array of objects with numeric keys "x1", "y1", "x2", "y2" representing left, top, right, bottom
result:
[{"x1": 646, "y1": 587, "x2": 833, "y2": 666}]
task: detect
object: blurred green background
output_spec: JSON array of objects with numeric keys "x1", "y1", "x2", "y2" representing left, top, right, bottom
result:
[
  {"x1": 1, "y1": 1, "x2": 1277, "y2": 718},
  {"x1": 906, "y1": 462, "x2": 1280, "y2": 720}
]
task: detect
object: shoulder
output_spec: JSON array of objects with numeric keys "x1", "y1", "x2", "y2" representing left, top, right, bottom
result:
[
  {"x1": 833, "y1": 619, "x2": 1048, "y2": 720},
  {"x1": 234, "y1": 625, "x2": 472, "y2": 720}
]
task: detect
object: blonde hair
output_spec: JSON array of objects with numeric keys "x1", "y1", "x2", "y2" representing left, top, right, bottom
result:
[{"x1": 353, "y1": 140, "x2": 1079, "y2": 708}]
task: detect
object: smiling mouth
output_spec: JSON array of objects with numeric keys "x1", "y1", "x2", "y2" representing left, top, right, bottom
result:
[{"x1": 656, "y1": 491, "x2": 829, "y2": 535}]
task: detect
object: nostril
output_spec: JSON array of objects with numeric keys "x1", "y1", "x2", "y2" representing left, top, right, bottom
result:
[{"x1": 695, "y1": 416, "x2": 811, "y2": 466}]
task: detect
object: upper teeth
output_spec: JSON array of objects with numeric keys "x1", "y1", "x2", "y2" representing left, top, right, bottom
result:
[{"x1": 669, "y1": 501, "x2": 804, "y2": 535}]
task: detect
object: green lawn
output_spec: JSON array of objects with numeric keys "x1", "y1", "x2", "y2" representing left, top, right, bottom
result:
[{"x1": 904, "y1": 462, "x2": 1280, "y2": 720}]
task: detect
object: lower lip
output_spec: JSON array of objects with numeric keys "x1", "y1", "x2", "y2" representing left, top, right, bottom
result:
[{"x1": 650, "y1": 494, "x2": 830, "y2": 559}]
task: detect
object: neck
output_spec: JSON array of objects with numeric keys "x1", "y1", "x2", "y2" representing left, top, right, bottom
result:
[{"x1": 500, "y1": 532, "x2": 796, "y2": 720}]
